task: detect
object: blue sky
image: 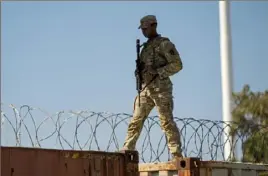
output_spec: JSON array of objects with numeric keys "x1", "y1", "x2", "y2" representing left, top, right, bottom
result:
[
  {"x1": 3, "y1": 1, "x2": 268, "y2": 119},
  {"x1": 1, "y1": 1, "x2": 268, "y2": 160}
]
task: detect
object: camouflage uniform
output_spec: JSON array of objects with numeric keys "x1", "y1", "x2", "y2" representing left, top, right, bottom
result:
[{"x1": 122, "y1": 15, "x2": 183, "y2": 158}]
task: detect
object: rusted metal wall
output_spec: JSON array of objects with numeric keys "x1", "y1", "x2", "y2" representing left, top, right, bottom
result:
[
  {"x1": 1, "y1": 146, "x2": 139, "y2": 176},
  {"x1": 139, "y1": 157, "x2": 268, "y2": 176}
]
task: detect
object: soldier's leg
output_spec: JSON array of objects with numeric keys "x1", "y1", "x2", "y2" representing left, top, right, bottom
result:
[
  {"x1": 152, "y1": 91, "x2": 182, "y2": 157},
  {"x1": 122, "y1": 92, "x2": 155, "y2": 150}
]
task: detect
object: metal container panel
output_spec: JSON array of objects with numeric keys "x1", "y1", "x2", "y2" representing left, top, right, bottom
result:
[
  {"x1": 1, "y1": 146, "x2": 139, "y2": 176},
  {"x1": 138, "y1": 158, "x2": 268, "y2": 176},
  {"x1": 199, "y1": 168, "x2": 258, "y2": 176},
  {"x1": 201, "y1": 161, "x2": 265, "y2": 176}
]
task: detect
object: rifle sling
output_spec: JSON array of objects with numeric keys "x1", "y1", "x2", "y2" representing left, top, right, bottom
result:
[{"x1": 139, "y1": 74, "x2": 158, "y2": 92}]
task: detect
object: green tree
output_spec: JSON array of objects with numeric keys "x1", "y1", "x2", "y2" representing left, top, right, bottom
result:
[{"x1": 231, "y1": 84, "x2": 268, "y2": 163}]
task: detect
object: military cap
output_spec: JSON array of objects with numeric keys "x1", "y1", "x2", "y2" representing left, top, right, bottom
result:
[{"x1": 138, "y1": 15, "x2": 157, "y2": 29}]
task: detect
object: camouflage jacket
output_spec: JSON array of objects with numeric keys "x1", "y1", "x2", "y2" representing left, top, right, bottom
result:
[{"x1": 139, "y1": 35, "x2": 183, "y2": 91}]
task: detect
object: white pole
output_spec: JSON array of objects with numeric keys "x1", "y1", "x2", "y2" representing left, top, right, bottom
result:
[
  {"x1": 0, "y1": 2, "x2": 2, "y2": 175},
  {"x1": 219, "y1": 0, "x2": 234, "y2": 161},
  {"x1": 0, "y1": 2, "x2": 2, "y2": 176}
]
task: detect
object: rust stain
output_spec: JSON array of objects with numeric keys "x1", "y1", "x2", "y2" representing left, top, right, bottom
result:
[
  {"x1": 138, "y1": 157, "x2": 201, "y2": 172},
  {"x1": 139, "y1": 161, "x2": 177, "y2": 171}
]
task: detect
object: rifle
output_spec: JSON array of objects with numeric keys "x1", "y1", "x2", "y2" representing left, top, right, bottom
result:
[{"x1": 136, "y1": 39, "x2": 142, "y2": 106}]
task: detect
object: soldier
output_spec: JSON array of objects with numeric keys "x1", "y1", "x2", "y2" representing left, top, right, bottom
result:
[{"x1": 121, "y1": 15, "x2": 183, "y2": 160}]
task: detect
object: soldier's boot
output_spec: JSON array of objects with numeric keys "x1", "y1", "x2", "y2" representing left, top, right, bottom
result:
[
  {"x1": 171, "y1": 152, "x2": 183, "y2": 162},
  {"x1": 118, "y1": 145, "x2": 136, "y2": 152},
  {"x1": 119, "y1": 146, "x2": 129, "y2": 152}
]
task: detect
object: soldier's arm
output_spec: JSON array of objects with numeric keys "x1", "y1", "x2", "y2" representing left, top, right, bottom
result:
[{"x1": 156, "y1": 40, "x2": 183, "y2": 79}]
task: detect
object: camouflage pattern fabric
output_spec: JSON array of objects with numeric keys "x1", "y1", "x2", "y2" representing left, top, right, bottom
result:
[
  {"x1": 138, "y1": 15, "x2": 157, "y2": 29},
  {"x1": 123, "y1": 32, "x2": 183, "y2": 157}
]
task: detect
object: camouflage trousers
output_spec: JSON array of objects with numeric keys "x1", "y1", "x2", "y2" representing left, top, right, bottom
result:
[{"x1": 122, "y1": 87, "x2": 182, "y2": 156}]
